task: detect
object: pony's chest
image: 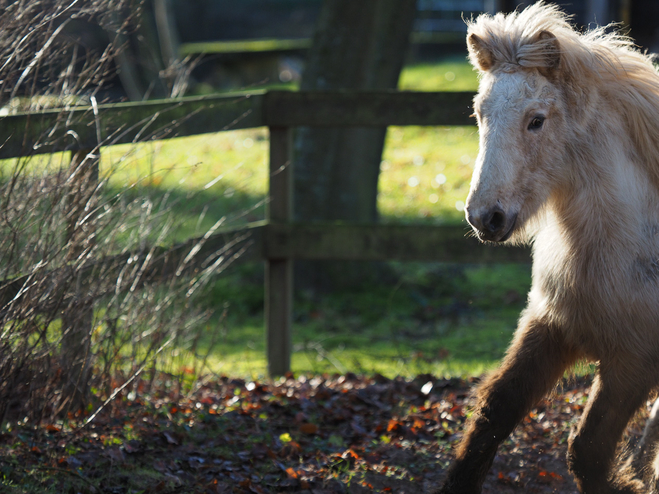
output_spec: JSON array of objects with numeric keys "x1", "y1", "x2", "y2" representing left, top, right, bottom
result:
[{"x1": 528, "y1": 231, "x2": 659, "y2": 353}]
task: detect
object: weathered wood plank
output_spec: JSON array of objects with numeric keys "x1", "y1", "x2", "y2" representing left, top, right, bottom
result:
[
  {"x1": 60, "y1": 147, "x2": 100, "y2": 404},
  {"x1": 0, "y1": 90, "x2": 476, "y2": 160},
  {"x1": 0, "y1": 93, "x2": 266, "y2": 159},
  {"x1": 264, "y1": 90, "x2": 477, "y2": 127},
  {"x1": 0, "y1": 220, "x2": 529, "y2": 316},
  {"x1": 266, "y1": 127, "x2": 293, "y2": 377},
  {"x1": 264, "y1": 222, "x2": 531, "y2": 263}
]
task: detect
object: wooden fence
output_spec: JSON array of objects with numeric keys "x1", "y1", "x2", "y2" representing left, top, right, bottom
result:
[{"x1": 0, "y1": 90, "x2": 530, "y2": 376}]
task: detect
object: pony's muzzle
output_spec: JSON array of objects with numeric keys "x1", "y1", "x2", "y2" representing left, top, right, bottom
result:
[{"x1": 466, "y1": 205, "x2": 517, "y2": 242}]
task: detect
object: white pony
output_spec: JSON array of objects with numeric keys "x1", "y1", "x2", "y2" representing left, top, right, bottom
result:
[{"x1": 438, "y1": 3, "x2": 659, "y2": 493}]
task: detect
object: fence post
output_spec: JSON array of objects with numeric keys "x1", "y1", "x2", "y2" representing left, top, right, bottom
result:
[
  {"x1": 61, "y1": 147, "x2": 99, "y2": 408},
  {"x1": 266, "y1": 127, "x2": 293, "y2": 377}
]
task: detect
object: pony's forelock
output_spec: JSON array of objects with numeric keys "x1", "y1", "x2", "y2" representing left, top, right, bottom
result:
[
  {"x1": 466, "y1": 2, "x2": 573, "y2": 72},
  {"x1": 466, "y1": 2, "x2": 641, "y2": 75}
]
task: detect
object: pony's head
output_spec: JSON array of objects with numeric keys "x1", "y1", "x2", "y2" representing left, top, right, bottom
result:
[{"x1": 465, "y1": 3, "x2": 574, "y2": 242}]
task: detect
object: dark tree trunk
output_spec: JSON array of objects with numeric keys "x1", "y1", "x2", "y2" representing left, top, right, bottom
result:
[{"x1": 293, "y1": 0, "x2": 417, "y2": 291}]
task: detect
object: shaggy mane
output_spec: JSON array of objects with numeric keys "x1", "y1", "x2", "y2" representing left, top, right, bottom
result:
[{"x1": 467, "y1": 2, "x2": 659, "y2": 187}]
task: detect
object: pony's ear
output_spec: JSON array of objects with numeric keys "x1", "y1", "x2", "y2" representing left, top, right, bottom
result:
[
  {"x1": 467, "y1": 33, "x2": 494, "y2": 71},
  {"x1": 535, "y1": 30, "x2": 561, "y2": 77}
]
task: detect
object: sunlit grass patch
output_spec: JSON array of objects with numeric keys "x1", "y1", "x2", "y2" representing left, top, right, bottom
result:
[
  {"x1": 399, "y1": 58, "x2": 479, "y2": 92},
  {"x1": 101, "y1": 129, "x2": 269, "y2": 194},
  {"x1": 379, "y1": 125, "x2": 479, "y2": 223},
  {"x1": 100, "y1": 129, "x2": 270, "y2": 241},
  {"x1": 197, "y1": 315, "x2": 516, "y2": 380}
]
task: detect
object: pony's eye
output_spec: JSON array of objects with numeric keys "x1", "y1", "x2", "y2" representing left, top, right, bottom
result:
[{"x1": 528, "y1": 116, "x2": 545, "y2": 130}]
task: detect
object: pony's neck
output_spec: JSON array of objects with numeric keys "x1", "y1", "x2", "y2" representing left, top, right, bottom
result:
[{"x1": 550, "y1": 122, "x2": 648, "y2": 257}]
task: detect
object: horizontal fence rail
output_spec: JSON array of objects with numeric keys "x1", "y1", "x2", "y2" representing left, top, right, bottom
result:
[
  {"x1": 0, "y1": 89, "x2": 530, "y2": 376},
  {"x1": 0, "y1": 93, "x2": 264, "y2": 159},
  {"x1": 263, "y1": 222, "x2": 530, "y2": 263},
  {"x1": 263, "y1": 91, "x2": 476, "y2": 127},
  {"x1": 0, "y1": 221, "x2": 530, "y2": 312},
  {"x1": 0, "y1": 90, "x2": 476, "y2": 159}
]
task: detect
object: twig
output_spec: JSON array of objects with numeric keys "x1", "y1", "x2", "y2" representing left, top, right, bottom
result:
[{"x1": 82, "y1": 335, "x2": 175, "y2": 428}]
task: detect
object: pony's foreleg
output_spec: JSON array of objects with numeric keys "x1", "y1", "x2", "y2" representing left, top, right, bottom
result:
[
  {"x1": 568, "y1": 369, "x2": 650, "y2": 494},
  {"x1": 437, "y1": 321, "x2": 575, "y2": 494}
]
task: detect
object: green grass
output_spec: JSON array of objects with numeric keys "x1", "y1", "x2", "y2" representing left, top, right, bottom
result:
[
  {"x1": 380, "y1": 126, "x2": 479, "y2": 223},
  {"x1": 196, "y1": 258, "x2": 530, "y2": 379},
  {"x1": 399, "y1": 57, "x2": 479, "y2": 92},
  {"x1": 100, "y1": 130, "x2": 270, "y2": 240}
]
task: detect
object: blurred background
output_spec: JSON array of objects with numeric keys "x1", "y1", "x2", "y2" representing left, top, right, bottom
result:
[{"x1": 61, "y1": 0, "x2": 659, "y2": 101}]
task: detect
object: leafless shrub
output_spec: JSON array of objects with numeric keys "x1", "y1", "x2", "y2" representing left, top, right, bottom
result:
[{"x1": 0, "y1": 0, "x2": 231, "y2": 426}]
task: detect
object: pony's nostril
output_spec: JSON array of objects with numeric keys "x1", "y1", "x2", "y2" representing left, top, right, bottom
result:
[{"x1": 486, "y1": 210, "x2": 505, "y2": 233}]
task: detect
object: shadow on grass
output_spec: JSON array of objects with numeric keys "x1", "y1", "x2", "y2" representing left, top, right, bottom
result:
[{"x1": 101, "y1": 182, "x2": 266, "y2": 245}]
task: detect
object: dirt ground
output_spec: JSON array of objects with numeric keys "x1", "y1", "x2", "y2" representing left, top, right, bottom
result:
[{"x1": 1, "y1": 372, "x2": 651, "y2": 493}]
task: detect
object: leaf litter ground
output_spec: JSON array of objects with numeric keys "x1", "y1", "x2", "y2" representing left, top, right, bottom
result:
[{"x1": 0, "y1": 372, "x2": 650, "y2": 493}]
